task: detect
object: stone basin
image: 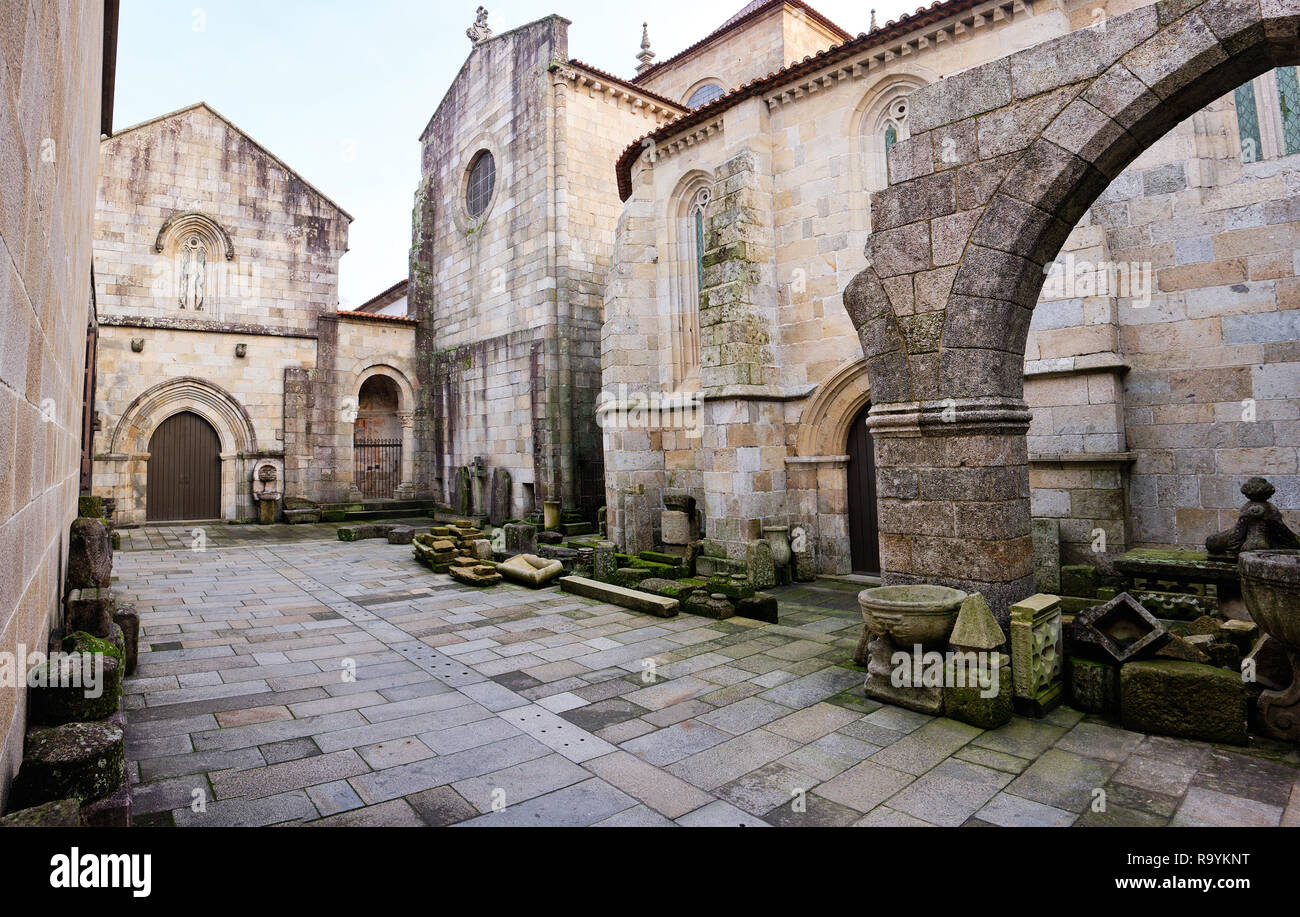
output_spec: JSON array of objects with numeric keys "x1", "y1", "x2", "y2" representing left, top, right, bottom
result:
[
  {"x1": 859, "y1": 584, "x2": 968, "y2": 648},
  {"x1": 1240, "y1": 550, "x2": 1300, "y2": 650}
]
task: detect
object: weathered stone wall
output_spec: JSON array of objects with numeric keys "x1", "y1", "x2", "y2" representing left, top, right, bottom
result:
[
  {"x1": 92, "y1": 104, "x2": 352, "y2": 522},
  {"x1": 0, "y1": 1, "x2": 107, "y2": 810},
  {"x1": 411, "y1": 17, "x2": 673, "y2": 522},
  {"x1": 411, "y1": 19, "x2": 566, "y2": 518}
]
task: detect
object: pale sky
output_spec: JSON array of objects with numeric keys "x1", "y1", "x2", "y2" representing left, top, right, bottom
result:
[{"x1": 115, "y1": 0, "x2": 916, "y2": 308}]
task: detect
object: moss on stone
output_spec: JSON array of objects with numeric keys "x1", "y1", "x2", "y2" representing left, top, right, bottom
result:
[
  {"x1": 10, "y1": 721, "x2": 126, "y2": 808},
  {"x1": 61, "y1": 628, "x2": 124, "y2": 665},
  {"x1": 1120, "y1": 659, "x2": 1247, "y2": 745}
]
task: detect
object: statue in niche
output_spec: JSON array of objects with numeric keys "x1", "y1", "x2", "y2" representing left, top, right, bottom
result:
[
  {"x1": 467, "y1": 7, "x2": 491, "y2": 44},
  {"x1": 178, "y1": 234, "x2": 206, "y2": 310}
]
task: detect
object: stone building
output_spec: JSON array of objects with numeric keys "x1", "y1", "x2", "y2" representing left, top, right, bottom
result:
[
  {"x1": 407, "y1": 13, "x2": 689, "y2": 523},
  {"x1": 0, "y1": 1, "x2": 118, "y2": 809},
  {"x1": 91, "y1": 103, "x2": 422, "y2": 524},
  {"x1": 603, "y1": 0, "x2": 1300, "y2": 585}
]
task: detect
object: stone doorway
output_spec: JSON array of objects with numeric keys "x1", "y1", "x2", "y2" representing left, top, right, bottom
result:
[
  {"x1": 354, "y1": 375, "x2": 402, "y2": 500},
  {"x1": 847, "y1": 402, "x2": 881, "y2": 574},
  {"x1": 146, "y1": 411, "x2": 221, "y2": 521}
]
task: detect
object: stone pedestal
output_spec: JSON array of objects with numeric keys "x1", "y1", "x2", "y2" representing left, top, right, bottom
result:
[
  {"x1": 593, "y1": 542, "x2": 618, "y2": 583},
  {"x1": 257, "y1": 497, "x2": 280, "y2": 524},
  {"x1": 503, "y1": 523, "x2": 537, "y2": 556},
  {"x1": 543, "y1": 500, "x2": 561, "y2": 531},
  {"x1": 1258, "y1": 651, "x2": 1300, "y2": 742},
  {"x1": 863, "y1": 636, "x2": 944, "y2": 715}
]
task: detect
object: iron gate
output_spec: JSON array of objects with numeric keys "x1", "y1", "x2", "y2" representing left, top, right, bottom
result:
[{"x1": 354, "y1": 438, "x2": 401, "y2": 499}]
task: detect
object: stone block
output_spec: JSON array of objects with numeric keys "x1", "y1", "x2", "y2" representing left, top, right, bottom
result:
[
  {"x1": 734, "y1": 592, "x2": 778, "y2": 624},
  {"x1": 945, "y1": 652, "x2": 1013, "y2": 729},
  {"x1": 560, "y1": 575, "x2": 679, "y2": 618},
  {"x1": 0, "y1": 799, "x2": 82, "y2": 827},
  {"x1": 1068, "y1": 655, "x2": 1119, "y2": 713},
  {"x1": 1120, "y1": 660, "x2": 1248, "y2": 745},
  {"x1": 387, "y1": 526, "x2": 414, "y2": 545},
  {"x1": 448, "y1": 563, "x2": 502, "y2": 587},
  {"x1": 593, "y1": 541, "x2": 618, "y2": 583},
  {"x1": 660, "y1": 510, "x2": 694, "y2": 546},
  {"x1": 488, "y1": 467, "x2": 512, "y2": 526},
  {"x1": 746, "y1": 539, "x2": 775, "y2": 590},
  {"x1": 504, "y1": 523, "x2": 537, "y2": 555},
  {"x1": 1244, "y1": 633, "x2": 1292, "y2": 691},
  {"x1": 67, "y1": 517, "x2": 112, "y2": 590},
  {"x1": 10, "y1": 721, "x2": 127, "y2": 809},
  {"x1": 1059, "y1": 564, "x2": 1099, "y2": 598},
  {"x1": 80, "y1": 774, "x2": 132, "y2": 827},
  {"x1": 1032, "y1": 518, "x2": 1061, "y2": 594},
  {"x1": 28, "y1": 654, "x2": 122, "y2": 726},
  {"x1": 111, "y1": 605, "x2": 139, "y2": 676},
  {"x1": 65, "y1": 588, "x2": 112, "y2": 638}
]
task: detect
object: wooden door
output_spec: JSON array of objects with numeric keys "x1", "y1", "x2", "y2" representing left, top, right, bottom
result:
[
  {"x1": 147, "y1": 411, "x2": 221, "y2": 521},
  {"x1": 846, "y1": 404, "x2": 881, "y2": 574}
]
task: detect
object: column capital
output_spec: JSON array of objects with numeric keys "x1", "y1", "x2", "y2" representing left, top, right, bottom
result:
[{"x1": 867, "y1": 397, "x2": 1032, "y2": 437}]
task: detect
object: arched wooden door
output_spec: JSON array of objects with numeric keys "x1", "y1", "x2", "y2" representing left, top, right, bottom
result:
[
  {"x1": 846, "y1": 403, "x2": 881, "y2": 575},
  {"x1": 147, "y1": 411, "x2": 221, "y2": 521}
]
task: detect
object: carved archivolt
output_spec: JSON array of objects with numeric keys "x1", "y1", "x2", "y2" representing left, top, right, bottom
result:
[
  {"x1": 794, "y1": 358, "x2": 871, "y2": 458},
  {"x1": 110, "y1": 376, "x2": 257, "y2": 456},
  {"x1": 154, "y1": 211, "x2": 235, "y2": 260}
]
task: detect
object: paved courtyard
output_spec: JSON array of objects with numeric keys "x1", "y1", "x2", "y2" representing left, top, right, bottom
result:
[{"x1": 115, "y1": 523, "x2": 1300, "y2": 827}]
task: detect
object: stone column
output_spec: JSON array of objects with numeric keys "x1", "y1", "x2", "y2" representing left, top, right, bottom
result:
[
  {"x1": 396, "y1": 411, "x2": 415, "y2": 499},
  {"x1": 868, "y1": 399, "x2": 1035, "y2": 626},
  {"x1": 696, "y1": 139, "x2": 785, "y2": 562}
]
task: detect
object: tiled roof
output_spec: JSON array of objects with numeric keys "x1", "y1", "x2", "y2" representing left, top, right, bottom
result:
[{"x1": 562, "y1": 60, "x2": 689, "y2": 113}]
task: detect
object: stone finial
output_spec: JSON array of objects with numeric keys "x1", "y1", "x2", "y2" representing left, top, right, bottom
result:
[
  {"x1": 870, "y1": 8, "x2": 878, "y2": 31},
  {"x1": 636, "y1": 22, "x2": 655, "y2": 75},
  {"x1": 467, "y1": 6, "x2": 492, "y2": 44},
  {"x1": 1205, "y1": 476, "x2": 1300, "y2": 560}
]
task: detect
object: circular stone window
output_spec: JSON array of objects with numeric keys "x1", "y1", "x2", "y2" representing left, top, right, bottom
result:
[{"x1": 465, "y1": 150, "x2": 496, "y2": 219}]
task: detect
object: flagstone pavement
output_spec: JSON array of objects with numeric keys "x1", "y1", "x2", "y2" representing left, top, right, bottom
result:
[{"x1": 115, "y1": 522, "x2": 1300, "y2": 827}]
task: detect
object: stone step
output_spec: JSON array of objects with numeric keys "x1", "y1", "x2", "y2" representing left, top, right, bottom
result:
[{"x1": 559, "y1": 575, "x2": 679, "y2": 618}]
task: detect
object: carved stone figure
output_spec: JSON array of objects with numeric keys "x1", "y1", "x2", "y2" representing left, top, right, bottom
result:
[
  {"x1": 1206, "y1": 477, "x2": 1299, "y2": 561},
  {"x1": 467, "y1": 7, "x2": 492, "y2": 44}
]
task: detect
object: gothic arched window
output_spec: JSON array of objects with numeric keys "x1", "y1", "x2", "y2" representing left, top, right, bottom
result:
[
  {"x1": 666, "y1": 178, "x2": 711, "y2": 390},
  {"x1": 878, "y1": 95, "x2": 910, "y2": 182},
  {"x1": 1235, "y1": 67, "x2": 1300, "y2": 162},
  {"x1": 858, "y1": 85, "x2": 919, "y2": 194}
]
